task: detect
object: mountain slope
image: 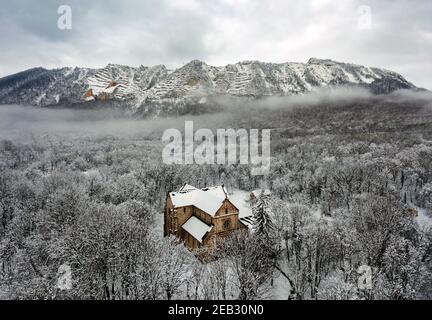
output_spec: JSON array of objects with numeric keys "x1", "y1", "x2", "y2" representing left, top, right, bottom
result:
[{"x1": 0, "y1": 58, "x2": 418, "y2": 114}]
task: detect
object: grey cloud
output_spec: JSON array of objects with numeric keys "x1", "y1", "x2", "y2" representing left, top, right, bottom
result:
[{"x1": 0, "y1": 0, "x2": 431, "y2": 89}]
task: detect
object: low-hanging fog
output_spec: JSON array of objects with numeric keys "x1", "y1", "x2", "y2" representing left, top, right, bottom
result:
[{"x1": 1, "y1": 88, "x2": 431, "y2": 142}]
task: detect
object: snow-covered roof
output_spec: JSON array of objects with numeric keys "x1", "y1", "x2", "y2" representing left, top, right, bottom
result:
[
  {"x1": 239, "y1": 216, "x2": 254, "y2": 229},
  {"x1": 170, "y1": 184, "x2": 229, "y2": 216},
  {"x1": 182, "y1": 216, "x2": 213, "y2": 243},
  {"x1": 229, "y1": 190, "x2": 255, "y2": 230},
  {"x1": 179, "y1": 184, "x2": 197, "y2": 192},
  {"x1": 251, "y1": 189, "x2": 271, "y2": 198}
]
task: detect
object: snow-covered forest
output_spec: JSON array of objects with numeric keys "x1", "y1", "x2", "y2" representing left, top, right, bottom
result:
[{"x1": 1, "y1": 91, "x2": 432, "y2": 300}]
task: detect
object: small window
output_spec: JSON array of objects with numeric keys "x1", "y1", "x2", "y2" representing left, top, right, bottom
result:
[{"x1": 225, "y1": 208, "x2": 228, "y2": 215}]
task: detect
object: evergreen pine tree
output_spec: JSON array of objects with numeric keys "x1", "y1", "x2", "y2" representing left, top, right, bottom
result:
[
  {"x1": 252, "y1": 190, "x2": 274, "y2": 238},
  {"x1": 252, "y1": 190, "x2": 277, "y2": 278}
]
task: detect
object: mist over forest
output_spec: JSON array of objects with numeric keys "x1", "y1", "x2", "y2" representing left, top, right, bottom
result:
[{"x1": 1, "y1": 89, "x2": 432, "y2": 300}]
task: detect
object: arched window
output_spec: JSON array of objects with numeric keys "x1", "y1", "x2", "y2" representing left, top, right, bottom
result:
[{"x1": 223, "y1": 219, "x2": 231, "y2": 230}]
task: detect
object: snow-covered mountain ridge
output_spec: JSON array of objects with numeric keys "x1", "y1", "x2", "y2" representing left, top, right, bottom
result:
[{"x1": 0, "y1": 58, "x2": 419, "y2": 114}]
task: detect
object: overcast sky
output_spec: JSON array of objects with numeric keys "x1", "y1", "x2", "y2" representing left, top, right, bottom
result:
[{"x1": 1, "y1": 0, "x2": 431, "y2": 89}]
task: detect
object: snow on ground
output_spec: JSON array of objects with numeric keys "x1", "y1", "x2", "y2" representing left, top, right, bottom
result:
[
  {"x1": 154, "y1": 208, "x2": 164, "y2": 235},
  {"x1": 271, "y1": 270, "x2": 291, "y2": 300},
  {"x1": 416, "y1": 208, "x2": 432, "y2": 230},
  {"x1": 228, "y1": 189, "x2": 252, "y2": 218},
  {"x1": 170, "y1": 185, "x2": 228, "y2": 217}
]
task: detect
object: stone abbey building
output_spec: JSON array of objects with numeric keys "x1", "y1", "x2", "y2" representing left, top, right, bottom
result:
[{"x1": 164, "y1": 184, "x2": 248, "y2": 250}]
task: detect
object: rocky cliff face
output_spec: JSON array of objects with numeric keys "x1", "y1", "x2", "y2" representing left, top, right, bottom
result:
[{"x1": 0, "y1": 58, "x2": 418, "y2": 115}]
